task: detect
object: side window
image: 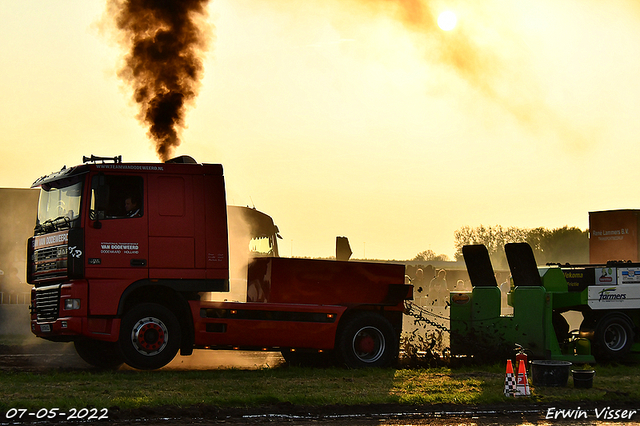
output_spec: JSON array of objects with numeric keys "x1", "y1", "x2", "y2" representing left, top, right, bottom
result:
[{"x1": 90, "y1": 175, "x2": 144, "y2": 220}]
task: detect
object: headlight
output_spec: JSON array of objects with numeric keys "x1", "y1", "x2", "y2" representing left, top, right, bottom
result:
[{"x1": 64, "y1": 299, "x2": 81, "y2": 310}]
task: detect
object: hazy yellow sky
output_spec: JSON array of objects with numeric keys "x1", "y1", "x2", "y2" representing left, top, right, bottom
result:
[{"x1": 2, "y1": 0, "x2": 640, "y2": 260}]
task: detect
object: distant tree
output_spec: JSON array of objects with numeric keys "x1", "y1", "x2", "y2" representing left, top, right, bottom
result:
[
  {"x1": 453, "y1": 225, "x2": 527, "y2": 269},
  {"x1": 527, "y1": 226, "x2": 588, "y2": 265},
  {"x1": 454, "y1": 224, "x2": 588, "y2": 269},
  {"x1": 412, "y1": 249, "x2": 450, "y2": 262}
]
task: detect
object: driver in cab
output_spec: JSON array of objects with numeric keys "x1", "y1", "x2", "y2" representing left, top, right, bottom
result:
[{"x1": 124, "y1": 195, "x2": 142, "y2": 218}]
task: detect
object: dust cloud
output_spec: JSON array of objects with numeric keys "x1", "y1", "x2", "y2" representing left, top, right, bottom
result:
[
  {"x1": 0, "y1": 189, "x2": 37, "y2": 316},
  {"x1": 106, "y1": 0, "x2": 213, "y2": 162},
  {"x1": 161, "y1": 349, "x2": 284, "y2": 370},
  {"x1": 0, "y1": 189, "x2": 65, "y2": 370},
  {"x1": 344, "y1": 0, "x2": 597, "y2": 151},
  {"x1": 201, "y1": 206, "x2": 255, "y2": 303},
  {"x1": 225, "y1": 206, "x2": 254, "y2": 303},
  {"x1": 350, "y1": 0, "x2": 496, "y2": 91}
]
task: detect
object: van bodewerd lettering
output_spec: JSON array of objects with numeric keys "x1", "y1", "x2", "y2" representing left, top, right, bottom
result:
[
  {"x1": 100, "y1": 242, "x2": 139, "y2": 255},
  {"x1": 33, "y1": 232, "x2": 68, "y2": 248}
]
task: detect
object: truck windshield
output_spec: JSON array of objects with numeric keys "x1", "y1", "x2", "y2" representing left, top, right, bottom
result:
[{"x1": 35, "y1": 180, "x2": 83, "y2": 234}]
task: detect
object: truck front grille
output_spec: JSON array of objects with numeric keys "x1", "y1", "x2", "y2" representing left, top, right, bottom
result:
[
  {"x1": 35, "y1": 286, "x2": 61, "y2": 321},
  {"x1": 32, "y1": 245, "x2": 68, "y2": 282}
]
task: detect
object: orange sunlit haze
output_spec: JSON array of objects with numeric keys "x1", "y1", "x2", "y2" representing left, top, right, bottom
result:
[{"x1": 2, "y1": 0, "x2": 640, "y2": 260}]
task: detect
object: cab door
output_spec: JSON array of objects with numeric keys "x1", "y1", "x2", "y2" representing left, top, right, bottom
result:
[{"x1": 84, "y1": 173, "x2": 149, "y2": 315}]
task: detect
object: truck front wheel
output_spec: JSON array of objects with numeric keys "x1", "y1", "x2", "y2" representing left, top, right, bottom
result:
[
  {"x1": 335, "y1": 312, "x2": 397, "y2": 368},
  {"x1": 592, "y1": 314, "x2": 634, "y2": 363},
  {"x1": 119, "y1": 303, "x2": 181, "y2": 370},
  {"x1": 74, "y1": 339, "x2": 123, "y2": 370}
]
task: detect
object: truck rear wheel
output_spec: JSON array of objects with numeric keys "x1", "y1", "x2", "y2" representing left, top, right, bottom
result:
[
  {"x1": 119, "y1": 303, "x2": 181, "y2": 370},
  {"x1": 74, "y1": 339, "x2": 123, "y2": 370},
  {"x1": 335, "y1": 312, "x2": 397, "y2": 368},
  {"x1": 592, "y1": 314, "x2": 634, "y2": 362}
]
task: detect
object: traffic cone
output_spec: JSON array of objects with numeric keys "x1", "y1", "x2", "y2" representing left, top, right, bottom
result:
[
  {"x1": 503, "y1": 359, "x2": 516, "y2": 397},
  {"x1": 515, "y1": 358, "x2": 531, "y2": 396}
]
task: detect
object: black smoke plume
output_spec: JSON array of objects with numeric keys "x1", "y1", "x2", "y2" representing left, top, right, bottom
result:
[{"x1": 110, "y1": 0, "x2": 211, "y2": 161}]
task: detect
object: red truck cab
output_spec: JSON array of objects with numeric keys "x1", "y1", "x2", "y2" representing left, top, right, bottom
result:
[{"x1": 29, "y1": 155, "x2": 411, "y2": 370}]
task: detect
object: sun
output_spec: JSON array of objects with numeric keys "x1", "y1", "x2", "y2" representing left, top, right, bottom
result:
[{"x1": 437, "y1": 11, "x2": 458, "y2": 31}]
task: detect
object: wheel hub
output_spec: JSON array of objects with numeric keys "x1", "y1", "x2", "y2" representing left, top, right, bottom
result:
[
  {"x1": 352, "y1": 326, "x2": 385, "y2": 363},
  {"x1": 131, "y1": 316, "x2": 168, "y2": 356},
  {"x1": 356, "y1": 335, "x2": 375, "y2": 353},
  {"x1": 604, "y1": 323, "x2": 627, "y2": 351}
]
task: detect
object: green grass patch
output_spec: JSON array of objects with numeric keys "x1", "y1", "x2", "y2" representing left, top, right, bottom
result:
[{"x1": 1, "y1": 363, "x2": 640, "y2": 411}]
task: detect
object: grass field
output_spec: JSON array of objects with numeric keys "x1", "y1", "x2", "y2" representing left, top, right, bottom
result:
[{"x1": 1, "y1": 362, "x2": 639, "y2": 412}]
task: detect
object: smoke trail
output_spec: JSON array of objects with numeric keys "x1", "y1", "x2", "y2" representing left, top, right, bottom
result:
[
  {"x1": 109, "y1": 0, "x2": 212, "y2": 161},
  {"x1": 352, "y1": 0, "x2": 595, "y2": 150},
  {"x1": 348, "y1": 0, "x2": 496, "y2": 94}
]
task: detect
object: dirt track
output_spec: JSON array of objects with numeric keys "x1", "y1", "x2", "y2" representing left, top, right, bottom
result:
[{"x1": 0, "y1": 337, "x2": 286, "y2": 372}]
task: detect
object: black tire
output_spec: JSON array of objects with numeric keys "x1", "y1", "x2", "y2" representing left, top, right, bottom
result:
[
  {"x1": 334, "y1": 312, "x2": 398, "y2": 368},
  {"x1": 118, "y1": 303, "x2": 181, "y2": 370},
  {"x1": 74, "y1": 339, "x2": 124, "y2": 370},
  {"x1": 592, "y1": 314, "x2": 634, "y2": 363}
]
